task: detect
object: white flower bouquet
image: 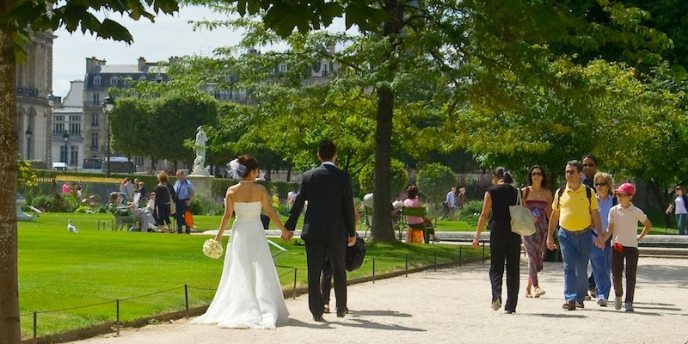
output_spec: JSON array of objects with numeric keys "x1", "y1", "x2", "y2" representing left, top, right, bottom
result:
[{"x1": 202, "y1": 238, "x2": 223, "y2": 259}]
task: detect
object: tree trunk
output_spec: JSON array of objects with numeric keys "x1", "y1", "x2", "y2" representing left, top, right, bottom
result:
[
  {"x1": 648, "y1": 179, "x2": 671, "y2": 228},
  {"x1": 371, "y1": 86, "x2": 396, "y2": 242},
  {"x1": 286, "y1": 165, "x2": 291, "y2": 182},
  {"x1": 0, "y1": 1, "x2": 22, "y2": 339},
  {"x1": 370, "y1": 0, "x2": 403, "y2": 243}
]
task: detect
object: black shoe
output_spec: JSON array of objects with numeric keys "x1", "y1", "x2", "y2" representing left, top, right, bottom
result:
[
  {"x1": 336, "y1": 309, "x2": 346, "y2": 318},
  {"x1": 313, "y1": 315, "x2": 325, "y2": 322},
  {"x1": 576, "y1": 301, "x2": 585, "y2": 309},
  {"x1": 562, "y1": 302, "x2": 576, "y2": 311},
  {"x1": 323, "y1": 304, "x2": 330, "y2": 313},
  {"x1": 504, "y1": 310, "x2": 515, "y2": 314}
]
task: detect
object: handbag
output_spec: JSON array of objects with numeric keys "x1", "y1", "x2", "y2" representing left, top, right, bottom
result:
[
  {"x1": 165, "y1": 185, "x2": 176, "y2": 215},
  {"x1": 345, "y1": 235, "x2": 366, "y2": 272},
  {"x1": 509, "y1": 186, "x2": 536, "y2": 236}
]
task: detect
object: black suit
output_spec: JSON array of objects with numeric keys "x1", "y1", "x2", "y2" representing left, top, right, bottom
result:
[{"x1": 285, "y1": 163, "x2": 355, "y2": 317}]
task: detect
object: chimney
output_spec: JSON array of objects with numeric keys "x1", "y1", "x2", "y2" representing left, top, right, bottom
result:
[
  {"x1": 138, "y1": 57, "x2": 147, "y2": 71},
  {"x1": 85, "y1": 57, "x2": 106, "y2": 73}
]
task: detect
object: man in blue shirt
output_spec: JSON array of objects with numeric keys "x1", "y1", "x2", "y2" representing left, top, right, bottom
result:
[
  {"x1": 174, "y1": 170, "x2": 195, "y2": 234},
  {"x1": 444, "y1": 187, "x2": 458, "y2": 218}
]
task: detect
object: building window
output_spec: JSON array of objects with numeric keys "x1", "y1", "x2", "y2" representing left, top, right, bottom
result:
[
  {"x1": 279, "y1": 63, "x2": 288, "y2": 73},
  {"x1": 59, "y1": 145, "x2": 68, "y2": 163},
  {"x1": 93, "y1": 92, "x2": 100, "y2": 106},
  {"x1": 52, "y1": 115, "x2": 65, "y2": 134},
  {"x1": 321, "y1": 63, "x2": 328, "y2": 77},
  {"x1": 139, "y1": 75, "x2": 147, "y2": 81},
  {"x1": 70, "y1": 146, "x2": 79, "y2": 166},
  {"x1": 110, "y1": 76, "x2": 118, "y2": 86},
  {"x1": 91, "y1": 112, "x2": 99, "y2": 126},
  {"x1": 91, "y1": 133, "x2": 99, "y2": 150},
  {"x1": 93, "y1": 75, "x2": 101, "y2": 86},
  {"x1": 69, "y1": 122, "x2": 81, "y2": 136}
]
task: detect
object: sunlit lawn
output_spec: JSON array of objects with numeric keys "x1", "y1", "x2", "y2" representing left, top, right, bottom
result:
[{"x1": 18, "y1": 212, "x2": 482, "y2": 338}]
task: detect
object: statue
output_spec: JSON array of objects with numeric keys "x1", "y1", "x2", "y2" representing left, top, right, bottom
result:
[{"x1": 192, "y1": 126, "x2": 209, "y2": 176}]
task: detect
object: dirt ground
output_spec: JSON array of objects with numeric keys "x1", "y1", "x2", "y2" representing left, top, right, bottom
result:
[{"x1": 68, "y1": 257, "x2": 688, "y2": 344}]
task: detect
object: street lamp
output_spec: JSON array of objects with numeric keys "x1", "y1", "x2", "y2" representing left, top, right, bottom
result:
[
  {"x1": 25, "y1": 127, "x2": 32, "y2": 160},
  {"x1": 102, "y1": 96, "x2": 115, "y2": 176},
  {"x1": 62, "y1": 132, "x2": 70, "y2": 164}
]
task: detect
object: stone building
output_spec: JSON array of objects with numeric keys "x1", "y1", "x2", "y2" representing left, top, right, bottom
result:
[
  {"x1": 82, "y1": 56, "x2": 170, "y2": 172},
  {"x1": 16, "y1": 31, "x2": 54, "y2": 167}
]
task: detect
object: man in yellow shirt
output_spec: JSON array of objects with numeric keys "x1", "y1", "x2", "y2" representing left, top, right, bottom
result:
[{"x1": 546, "y1": 160, "x2": 602, "y2": 311}]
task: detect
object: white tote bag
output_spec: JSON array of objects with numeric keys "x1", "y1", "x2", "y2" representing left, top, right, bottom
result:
[{"x1": 509, "y1": 186, "x2": 536, "y2": 236}]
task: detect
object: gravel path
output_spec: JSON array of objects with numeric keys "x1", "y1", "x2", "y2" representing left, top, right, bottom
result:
[{"x1": 69, "y1": 257, "x2": 688, "y2": 344}]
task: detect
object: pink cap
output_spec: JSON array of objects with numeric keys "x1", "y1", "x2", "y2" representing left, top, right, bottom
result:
[{"x1": 615, "y1": 182, "x2": 635, "y2": 196}]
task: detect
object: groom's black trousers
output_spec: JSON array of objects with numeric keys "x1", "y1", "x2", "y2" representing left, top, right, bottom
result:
[{"x1": 305, "y1": 237, "x2": 347, "y2": 317}]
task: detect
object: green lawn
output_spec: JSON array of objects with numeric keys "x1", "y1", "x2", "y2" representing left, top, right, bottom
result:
[{"x1": 18, "y1": 212, "x2": 481, "y2": 338}]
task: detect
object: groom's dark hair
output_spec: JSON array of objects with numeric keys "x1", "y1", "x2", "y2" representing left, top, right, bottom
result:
[{"x1": 318, "y1": 139, "x2": 337, "y2": 161}]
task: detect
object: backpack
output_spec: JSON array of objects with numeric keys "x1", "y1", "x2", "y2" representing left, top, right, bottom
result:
[{"x1": 555, "y1": 184, "x2": 593, "y2": 210}]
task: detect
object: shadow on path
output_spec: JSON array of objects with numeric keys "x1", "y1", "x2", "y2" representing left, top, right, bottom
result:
[
  {"x1": 521, "y1": 313, "x2": 586, "y2": 319},
  {"x1": 349, "y1": 310, "x2": 412, "y2": 317},
  {"x1": 341, "y1": 318, "x2": 426, "y2": 332},
  {"x1": 285, "y1": 319, "x2": 334, "y2": 329}
]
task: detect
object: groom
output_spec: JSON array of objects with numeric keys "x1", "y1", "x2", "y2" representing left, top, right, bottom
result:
[{"x1": 286, "y1": 139, "x2": 356, "y2": 321}]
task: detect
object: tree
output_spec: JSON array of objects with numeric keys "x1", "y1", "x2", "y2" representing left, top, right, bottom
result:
[
  {"x1": 180, "y1": 0, "x2": 460, "y2": 241},
  {"x1": 0, "y1": 1, "x2": 178, "y2": 341}
]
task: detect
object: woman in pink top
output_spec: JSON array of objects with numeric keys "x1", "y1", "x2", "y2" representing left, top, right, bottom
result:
[{"x1": 403, "y1": 185, "x2": 438, "y2": 242}]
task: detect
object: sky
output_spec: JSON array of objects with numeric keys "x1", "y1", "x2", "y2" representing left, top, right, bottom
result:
[
  {"x1": 52, "y1": 6, "x2": 243, "y2": 97},
  {"x1": 52, "y1": 6, "x2": 351, "y2": 98}
]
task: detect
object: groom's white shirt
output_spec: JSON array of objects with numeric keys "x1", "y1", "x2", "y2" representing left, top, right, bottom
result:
[{"x1": 321, "y1": 161, "x2": 336, "y2": 167}]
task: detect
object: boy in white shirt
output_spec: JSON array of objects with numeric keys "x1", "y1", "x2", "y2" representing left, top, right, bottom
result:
[{"x1": 596, "y1": 183, "x2": 652, "y2": 312}]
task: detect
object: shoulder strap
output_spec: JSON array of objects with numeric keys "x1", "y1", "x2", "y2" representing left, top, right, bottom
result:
[
  {"x1": 555, "y1": 187, "x2": 564, "y2": 209},
  {"x1": 523, "y1": 186, "x2": 530, "y2": 202},
  {"x1": 585, "y1": 185, "x2": 592, "y2": 208}
]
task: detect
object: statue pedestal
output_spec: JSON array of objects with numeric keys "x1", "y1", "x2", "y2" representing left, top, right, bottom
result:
[
  {"x1": 16, "y1": 194, "x2": 34, "y2": 221},
  {"x1": 188, "y1": 174, "x2": 214, "y2": 202}
]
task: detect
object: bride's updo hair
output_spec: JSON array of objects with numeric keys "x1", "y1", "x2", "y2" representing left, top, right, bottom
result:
[{"x1": 237, "y1": 155, "x2": 259, "y2": 178}]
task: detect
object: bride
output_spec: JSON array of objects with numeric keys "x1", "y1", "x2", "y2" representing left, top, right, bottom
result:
[{"x1": 193, "y1": 155, "x2": 293, "y2": 329}]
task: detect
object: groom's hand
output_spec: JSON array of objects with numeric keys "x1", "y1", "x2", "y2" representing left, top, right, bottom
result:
[{"x1": 348, "y1": 235, "x2": 356, "y2": 247}]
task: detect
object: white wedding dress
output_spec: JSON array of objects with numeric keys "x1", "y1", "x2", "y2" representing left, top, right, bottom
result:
[{"x1": 193, "y1": 202, "x2": 289, "y2": 328}]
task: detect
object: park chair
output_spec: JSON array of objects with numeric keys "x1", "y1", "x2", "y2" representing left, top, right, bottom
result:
[
  {"x1": 112, "y1": 207, "x2": 138, "y2": 231},
  {"x1": 400, "y1": 206, "x2": 435, "y2": 244}
]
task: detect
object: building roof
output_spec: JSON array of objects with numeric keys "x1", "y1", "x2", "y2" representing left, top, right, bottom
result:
[
  {"x1": 97, "y1": 64, "x2": 168, "y2": 74},
  {"x1": 62, "y1": 80, "x2": 83, "y2": 107}
]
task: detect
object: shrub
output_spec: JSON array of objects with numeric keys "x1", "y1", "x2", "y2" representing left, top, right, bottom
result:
[
  {"x1": 190, "y1": 197, "x2": 225, "y2": 216},
  {"x1": 416, "y1": 163, "x2": 456, "y2": 203},
  {"x1": 358, "y1": 159, "x2": 409, "y2": 197},
  {"x1": 460, "y1": 200, "x2": 484, "y2": 218},
  {"x1": 31, "y1": 193, "x2": 80, "y2": 213}
]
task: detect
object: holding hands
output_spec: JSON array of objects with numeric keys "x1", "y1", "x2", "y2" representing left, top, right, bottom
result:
[
  {"x1": 546, "y1": 235, "x2": 557, "y2": 250},
  {"x1": 280, "y1": 228, "x2": 293, "y2": 242}
]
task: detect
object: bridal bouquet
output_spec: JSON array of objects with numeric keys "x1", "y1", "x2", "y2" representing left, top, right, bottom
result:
[{"x1": 203, "y1": 238, "x2": 223, "y2": 259}]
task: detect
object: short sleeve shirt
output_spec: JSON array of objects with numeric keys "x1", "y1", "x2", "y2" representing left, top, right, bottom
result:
[
  {"x1": 552, "y1": 184, "x2": 599, "y2": 231},
  {"x1": 608, "y1": 204, "x2": 647, "y2": 248}
]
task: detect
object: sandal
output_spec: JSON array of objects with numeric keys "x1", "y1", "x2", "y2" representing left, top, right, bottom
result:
[{"x1": 534, "y1": 287, "x2": 546, "y2": 298}]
